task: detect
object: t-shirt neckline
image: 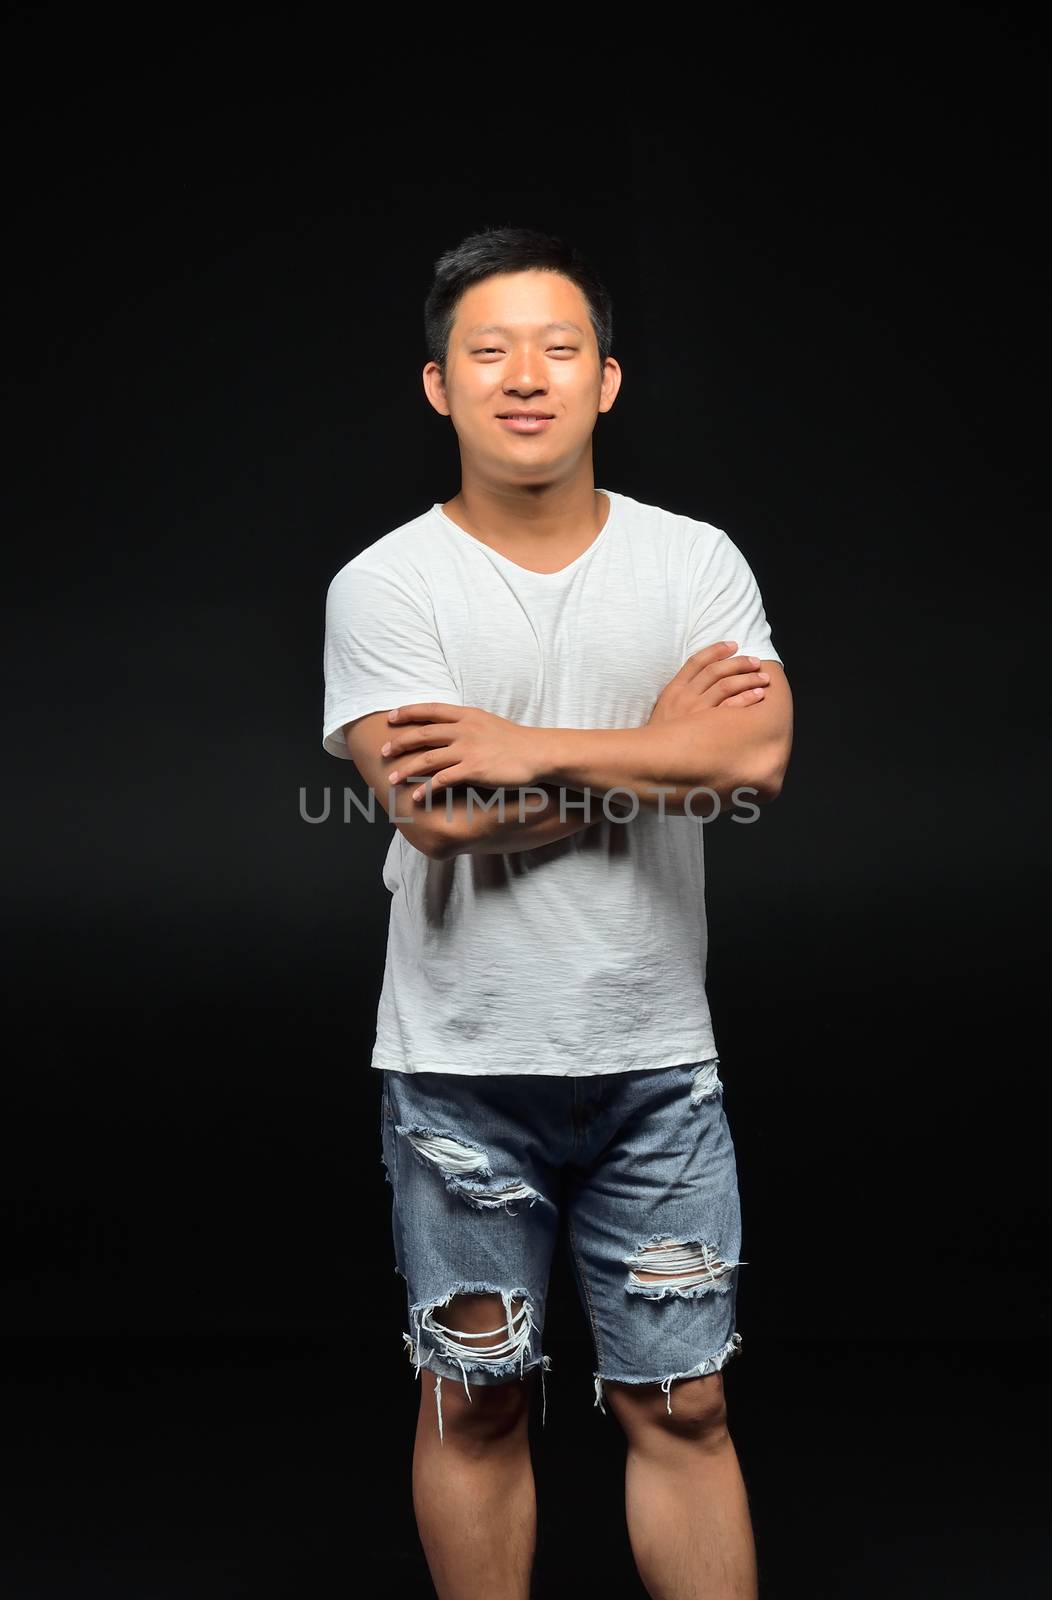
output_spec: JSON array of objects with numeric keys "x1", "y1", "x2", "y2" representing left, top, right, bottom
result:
[{"x1": 431, "y1": 489, "x2": 619, "y2": 580}]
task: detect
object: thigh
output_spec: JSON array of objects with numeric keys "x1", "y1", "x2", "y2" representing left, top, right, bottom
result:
[
  {"x1": 565, "y1": 1058, "x2": 745, "y2": 1401},
  {"x1": 379, "y1": 1068, "x2": 564, "y2": 1389}
]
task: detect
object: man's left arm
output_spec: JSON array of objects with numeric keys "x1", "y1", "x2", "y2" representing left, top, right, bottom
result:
[{"x1": 532, "y1": 662, "x2": 793, "y2": 813}]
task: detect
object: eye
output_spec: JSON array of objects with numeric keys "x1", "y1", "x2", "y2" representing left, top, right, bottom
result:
[{"x1": 472, "y1": 345, "x2": 577, "y2": 355}]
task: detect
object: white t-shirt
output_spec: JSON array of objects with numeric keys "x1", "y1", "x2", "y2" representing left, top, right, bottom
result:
[{"x1": 322, "y1": 488, "x2": 783, "y2": 1077}]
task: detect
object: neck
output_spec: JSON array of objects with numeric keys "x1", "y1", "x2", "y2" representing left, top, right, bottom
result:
[{"x1": 442, "y1": 469, "x2": 606, "y2": 549}]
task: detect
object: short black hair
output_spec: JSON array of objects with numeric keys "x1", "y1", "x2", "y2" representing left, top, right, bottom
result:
[{"x1": 424, "y1": 224, "x2": 614, "y2": 379}]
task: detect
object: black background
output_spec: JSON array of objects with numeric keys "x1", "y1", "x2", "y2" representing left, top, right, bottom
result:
[{"x1": 3, "y1": 9, "x2": 1049, "y2": 1595}]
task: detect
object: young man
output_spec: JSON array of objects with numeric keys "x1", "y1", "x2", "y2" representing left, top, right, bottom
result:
[{"x1": 322, "y1": 226, "x2": 792, "y2": 1600}]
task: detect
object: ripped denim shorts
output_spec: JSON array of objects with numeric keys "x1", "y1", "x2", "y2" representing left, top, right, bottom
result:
[{"x1": 379, "y1": 1057, "x2": 746, "y2": 1442}]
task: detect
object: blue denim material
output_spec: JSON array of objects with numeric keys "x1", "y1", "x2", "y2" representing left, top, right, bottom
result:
[{"x1": 379, "y1": 1057, "x2": 746, "y2": 1441}]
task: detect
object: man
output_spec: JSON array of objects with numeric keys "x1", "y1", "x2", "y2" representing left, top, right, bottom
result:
[{"x1": 322, "y1": 225, "x2": 792, "y2": 1599}]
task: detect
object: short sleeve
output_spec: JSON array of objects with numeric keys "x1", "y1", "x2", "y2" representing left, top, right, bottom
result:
[
  {"x1": 684, "y1": 526, "x2": 784, "y2": 668},
  {"x1": 321, "y1": 559, "x2": 462, "y2": 760}
]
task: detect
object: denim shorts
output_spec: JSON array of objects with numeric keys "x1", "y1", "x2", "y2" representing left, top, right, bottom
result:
[{"x1": 379, "y1": 1056, "x2": 746, "y2": 1442}]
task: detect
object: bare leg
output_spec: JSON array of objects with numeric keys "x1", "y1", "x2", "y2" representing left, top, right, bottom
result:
[
  {"x1": 411, "y1": 1292, "x2": 537, "y2": 1600},
  {"x1": 605, "y1": 1371, "x2": 759, "y2": 1600}
]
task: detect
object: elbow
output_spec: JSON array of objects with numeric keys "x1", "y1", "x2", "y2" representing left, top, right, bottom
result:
[
  {"x1": 399, "y1": 817, "x2": 457, "y2": 862},
  {"x1": 745, "y1": 744, "x2": 791, "y2": 806},
  {"x1": 733, "y1": 775, "x2": 780, "y2": 808},
  {"x1": 767, "y1": 757, "x2": 792, "y2": 803},
  {"x1": 755, "y1": 773, "x2": 784, "y2": 805},
  {"x1": 427, "y1": 831, "x2": 458, "y2": 862}
]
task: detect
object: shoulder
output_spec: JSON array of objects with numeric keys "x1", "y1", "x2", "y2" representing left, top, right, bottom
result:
[
  {"x1": 325, "y1": 504, "x2": 438, "y2": 598},
  {"x1": 612, "y1": 490, "x2": 727, "y2": 565}
]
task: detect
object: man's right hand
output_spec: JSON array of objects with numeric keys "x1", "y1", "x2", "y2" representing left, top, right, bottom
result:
[{"x1": 647, "y1": 641, "x2": 770, "y2": 726}]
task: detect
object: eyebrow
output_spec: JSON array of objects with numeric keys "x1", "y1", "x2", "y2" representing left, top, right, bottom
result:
[{"x1": 463, "y1": 320, "x2": 586, "y2": 338}]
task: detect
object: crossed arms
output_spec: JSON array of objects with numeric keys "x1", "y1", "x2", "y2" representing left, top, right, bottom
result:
[{"x1": 342, "y1": 641, "x2": 794, "y2": 861}]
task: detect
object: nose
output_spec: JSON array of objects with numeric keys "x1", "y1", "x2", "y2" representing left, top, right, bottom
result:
[{"x1": 502, "y1": 344, "x2": 549, "y2": 399}]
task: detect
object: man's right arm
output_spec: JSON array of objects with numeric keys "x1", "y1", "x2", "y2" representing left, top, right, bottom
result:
[{"x1": 343, "y1": 710, "x2": 608, "y2": 860}]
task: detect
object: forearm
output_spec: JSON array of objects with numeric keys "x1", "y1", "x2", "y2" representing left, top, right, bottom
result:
[
  {"x1": 533, "y1": 715, "x2": 779, "y2": 814},
  {"x1": 397, "y1": 783, "x2": 610, "y2": 860}
]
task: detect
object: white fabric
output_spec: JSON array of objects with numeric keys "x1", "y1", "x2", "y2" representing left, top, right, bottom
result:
[{"x1": 322, "y1": 488, "x2": 783, "y2": 1077}]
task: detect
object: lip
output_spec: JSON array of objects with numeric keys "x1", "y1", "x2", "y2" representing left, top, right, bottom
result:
[{"x1": 496, "y1": 415, "x2": 555, "y2": 433}]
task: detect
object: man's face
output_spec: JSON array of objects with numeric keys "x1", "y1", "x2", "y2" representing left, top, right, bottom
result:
[{"x1": 424, "y1": 269, "x2": 620, "y2": 482}]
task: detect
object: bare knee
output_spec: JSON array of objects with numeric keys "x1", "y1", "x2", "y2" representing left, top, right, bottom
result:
[
  {"x1": 414, "y1": 1292, "x2": 535, "y2": 1445},
  {"x1": 419, "y1": 1366, "x2": 533, "y2": 1447},
  {"x1": 604, "y1": 1372, "x2": 729, "y2": 1446}
]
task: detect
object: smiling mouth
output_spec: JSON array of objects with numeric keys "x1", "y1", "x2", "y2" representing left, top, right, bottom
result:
[{"x1": 496, "y1": 415, "x2": 555, "y2": 431}]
